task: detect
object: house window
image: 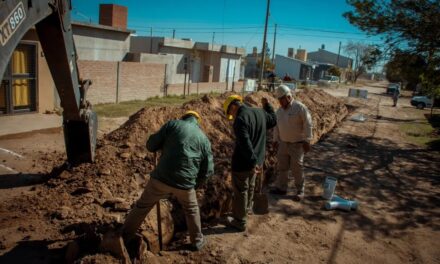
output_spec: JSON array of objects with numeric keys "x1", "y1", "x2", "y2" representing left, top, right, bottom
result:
[{"x1": 0, "y1": 42, "x2": 37, "y2": 115}]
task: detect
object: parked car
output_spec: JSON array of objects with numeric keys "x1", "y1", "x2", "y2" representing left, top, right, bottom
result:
[
  {"x1": 318, "y1": 75, "x2": 339, "y2": 86},
  {"x1": 386, "y1": 83, "x2": 400, "y2": 94},
  {"x1": 410, "y1": 95, "x2": 435, "y2": 109}
]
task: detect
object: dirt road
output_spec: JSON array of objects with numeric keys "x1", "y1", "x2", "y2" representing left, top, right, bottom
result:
[{"x1": 0, "y1": 83, "x2": 438, "y2": 263}]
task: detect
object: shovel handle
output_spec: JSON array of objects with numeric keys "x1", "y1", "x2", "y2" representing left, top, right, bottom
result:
[
  {"x1": 258, "y1": 168, "x2": 264, "y2": 194},
  {"x1": 156, "y1": 201, "x2": 162, "y2": 251},
  {"x1": 154, "y1": 152, "x2": 163, "y2": 251}
]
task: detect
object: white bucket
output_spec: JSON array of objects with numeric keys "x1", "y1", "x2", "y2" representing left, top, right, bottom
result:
[{"x1": 322, "y1": 176, "x2": 337, "y2": 200}]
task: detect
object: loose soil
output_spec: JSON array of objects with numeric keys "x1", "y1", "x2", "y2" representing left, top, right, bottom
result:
[{"x1": 0, "y1": 84, "x2": 438, "y2": 263}]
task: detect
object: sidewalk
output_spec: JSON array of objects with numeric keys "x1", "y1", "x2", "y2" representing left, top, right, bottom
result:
[{"x1": 0, "y1": 113, "x2": 62, "y2": 137}]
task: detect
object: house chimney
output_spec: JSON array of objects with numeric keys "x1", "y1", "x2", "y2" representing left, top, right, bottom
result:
[
  {"x1": 99, "y1": 4, "x2": 128, "y2": 29},
  {"x1": 288, "y1": 48, "x2": 294, "y2": 58},
  {"x1": 321, "y1": 44, "x2": 325, "y2": 50},
  {"x1": 295, "y1": 49, "x2": 307, "y2": 61},
  {"x1": 252, "y1": 47, "x2": 258, "y2": 56}
]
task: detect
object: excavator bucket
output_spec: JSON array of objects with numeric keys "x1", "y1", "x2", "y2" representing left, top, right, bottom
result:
[{"x1": 63, "y1": 111, "x2": 97, "y2": 165}]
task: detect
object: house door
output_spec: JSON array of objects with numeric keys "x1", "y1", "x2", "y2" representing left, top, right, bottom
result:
[{"x1": 0, "y1": 43, "x2": 37, "y2": 115}]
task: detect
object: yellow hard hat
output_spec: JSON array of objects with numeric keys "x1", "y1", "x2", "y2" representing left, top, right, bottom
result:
[
  {"x1": 182, "y1": 110, "x2": 201, "y2": 123},
  {"x1": 223, "y1": 95, "x2": 243, "y2": 120}
]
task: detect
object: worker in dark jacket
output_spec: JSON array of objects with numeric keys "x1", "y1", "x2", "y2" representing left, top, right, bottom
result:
[
  {"x1": 122, "y1": 110, "x2": 214, "y2": 251},
  {"x1": 222, "y1": 95, "x2": 277, "y2": 231}
]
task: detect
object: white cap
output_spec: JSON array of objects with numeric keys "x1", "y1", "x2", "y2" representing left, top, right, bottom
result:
[{"x1": 275, "y1": 84, "x2": 291, "y2": 99}]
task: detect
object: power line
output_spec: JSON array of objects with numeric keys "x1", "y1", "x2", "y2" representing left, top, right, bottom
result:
[
  {"x1": 128, "y1": 24, "x2": 369, "y2": 37},
  {"x1": 277, "y1": 33, "x2": 382, "y2": 42},
  {"x1": 128, "y1": 25, "x2": 262, "y2": 30},
  {"x1": 132, "y1": 29, "x2": 382, "y2": 42},
  {"x1": 244, "y1": 27, "x2": 261, "y2": 49},
  {"x1": 278, "y1": 25, "x2": 367, "y2": 35}
]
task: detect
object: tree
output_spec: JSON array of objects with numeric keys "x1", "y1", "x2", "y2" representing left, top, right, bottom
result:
[
  {"x1": 264, "y1": 42, "x2": 271, "y2": 59},
  {"x1": 256, "y1": 57, "x2": 275, "y2": 73},
  {"x1": 328, "y1": 66, "x2": 342, "y2": 78},
  {"x1": 344, "y1": 0, "x2": 440, "y2": 97},
  {"x1": 384, "y1": 50, "x2": 426, "y2": 90},
  {"x1": 255, "y1": 42, "x2": 274, "y2": 74},
  {"x1": 344, "y1": 41, "x2": 381, "y2": 83}
]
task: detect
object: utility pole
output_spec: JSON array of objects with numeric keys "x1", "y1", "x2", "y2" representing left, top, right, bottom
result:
[
  {"x1": 336, "y1": 41, "x2": 341, "y2": 66},
  {"x1": 336, "y1": 41, "x2": 341, "y2": 83},
  {"x1": 183, "y1": 57, "x2": 188, "y2": 98},
  {"x1": 232, "y1": 62, "x2": 236, "y2": 92},
  {"x1": 173, "y1": 29, "x2": 176, "y2": 39},
  {"x1": 150, "y1": 27, "x2": 153, "y2": 53},
  {"x1": 210, "y1": 32, "x2": 215, "y2": 74},
  {"x1": 258, "y1": 0, "x2": 270, "y2": 90},
  {"x1": 272, "y1": 23, "x2": 277, "y2": 63},
  {"x1": 211, "y1": 32, "x2": 215, "y2": 49}
]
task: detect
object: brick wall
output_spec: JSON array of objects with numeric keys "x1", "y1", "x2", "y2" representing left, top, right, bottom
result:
[
  {"x1": 78, "y1": 60, "x2": 242, "y2": 105},
  {"x1": 167, "y1": 82, "x2": 243, "y2": 96},
  {"x1": 99, "y1": 4, "x2": 128, "y2": 29},
  {"x1": 78, "y1": 60, "x2": 166, "y2": 104},
  {"x1": 118, "y1": 62, "x2": 166, "y2": 102},
  {"x1": 78, "y1": 60, "x2": 118, "y2": 104}
]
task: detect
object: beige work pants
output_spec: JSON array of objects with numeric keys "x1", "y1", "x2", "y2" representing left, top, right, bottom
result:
[
  {"x1": 275, "y1": 141, "x2": 305, "y2": 193},
  {"x1": 122, "y1": 178, "x2": 203, "y2": 245}
]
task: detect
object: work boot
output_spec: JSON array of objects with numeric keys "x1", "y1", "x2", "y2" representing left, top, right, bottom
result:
[
  {"x1": 293, "y1": 191, "x2": 304, "y2": 202},
  {"x1": 269, "y1": 188, "x2": 287, "y2": 195},
  {"x1": 247, "y1": 201, "x2": 254, "y2": 215},
  {"x1": 191, "y1": 237, "x2": 206, "y2": 251},
  {"x1": 224, "y1": 216, "x2": 246, "y2": 232}
]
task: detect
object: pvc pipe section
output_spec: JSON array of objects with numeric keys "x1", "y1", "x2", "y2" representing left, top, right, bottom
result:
[
  {"x1": 325, "y1": 195, "x2": 358, "y2": 211},
  {"x1": 322, "y1": 176, "x2": 358, "y2": 211}
]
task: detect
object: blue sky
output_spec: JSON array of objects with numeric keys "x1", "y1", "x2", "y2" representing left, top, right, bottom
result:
[{"x1": 72, "y1": 0, "x2": 382, "y2": 58}]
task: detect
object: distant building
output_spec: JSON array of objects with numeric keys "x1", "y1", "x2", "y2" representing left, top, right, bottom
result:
[
  {"x1": 307, "y1": 48, "x2": 353, "y2": 81},
  {"x1": 274, "y1": 55, "x2": 312, "y2": 81},
  {"x1": 129, "y1": 37, "x2": 245, "y2": 87},
  {"x1": 244, "y1": 47, "x2": 259, "y2": 79},
  {"x1": 307, "y1": 48, "x2": 352, "y2": 69}
]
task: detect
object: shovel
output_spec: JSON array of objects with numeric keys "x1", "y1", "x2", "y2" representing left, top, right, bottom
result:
[
  {"x1": 253, "y1": 167, "x2": 269, "y2": 215},
  {"x1": 154, "y1": 153, "x2": 163, "y2": 251}
]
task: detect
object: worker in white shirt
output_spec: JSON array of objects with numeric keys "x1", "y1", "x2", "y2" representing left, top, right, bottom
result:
[{"x1": 270, "y1": 85, "x2": 313, "y2": 201}]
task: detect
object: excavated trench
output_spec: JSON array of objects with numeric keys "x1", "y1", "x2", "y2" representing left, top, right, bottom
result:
[{"x1": 14, "y1": 89, "x2": 348, "y2": 263}]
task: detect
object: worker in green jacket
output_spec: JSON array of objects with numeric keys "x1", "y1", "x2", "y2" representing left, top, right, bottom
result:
[
  {"x1": 222, "y1": 95, "x2": 277, "y2": 231},
  {"x1": 122, "y1": 110, "x2": 214, "y2": 251}
]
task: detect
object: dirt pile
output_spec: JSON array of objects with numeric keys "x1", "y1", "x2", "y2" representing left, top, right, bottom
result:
[{"x1": 3, "y1": 89, "x2": 347, "y2": 262}]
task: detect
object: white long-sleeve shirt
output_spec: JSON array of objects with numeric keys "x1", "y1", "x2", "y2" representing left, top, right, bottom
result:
[{"x1": 274, "y1": 100, "x2": 313, "y2": 143}]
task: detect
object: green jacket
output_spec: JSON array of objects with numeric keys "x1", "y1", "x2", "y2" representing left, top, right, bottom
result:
[
  {"x1": 232, "y1": 103, "x2": 277, "y2": 172},
  {"x1": 147, "y1": 116, "x2": 214, "y2": 190}
]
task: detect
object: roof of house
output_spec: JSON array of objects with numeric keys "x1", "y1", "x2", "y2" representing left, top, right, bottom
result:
[
  {"x1": 160, "y1": 37, "x2": 246, "y2": 55},
  {"x1": 308, "y1": 49, "x2": 351, "y2": 62},
  {"x1": 72, "y1": 21, "x2": 135, "y2": 34},
  {"x1": 275, "y1": 54, "x2": 313, "y2": 66}
]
